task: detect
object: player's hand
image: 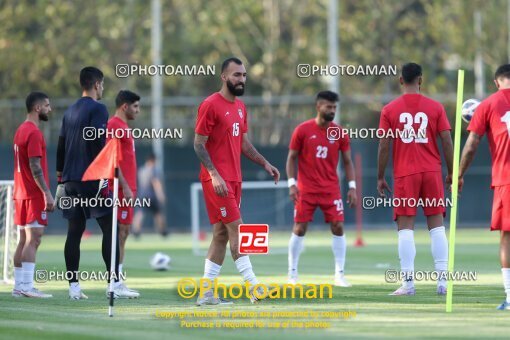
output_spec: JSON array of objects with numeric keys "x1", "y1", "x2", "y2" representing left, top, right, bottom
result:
[
  {"x1": 445, "y1": 174, "x2": 452, "y2": 192},
  {"x1": 346, "y1": 188, "x2": 357, "y2": 208},
  {"x1": 54, "y1": 183, "x2": 65, "y2": 209},
  {"x1": 458, "y1": 176, "x2": 464, "y2": 193},
  {"x1": 211, "y1": 171, "x2": 228, "y2": 197},
  {"x1": 264, "y1": 162, "x2": 280, "y2": 184},
  {"x1": 377, "y1": 178, "x2": 391, "y2": 197},
  {"x1": 44, "y1": 191, "x2": 55, "y2": 212},
  {"x1": 289, "y1": 185, "x2": 299, "y2": 203},
  {"x1": 122, "y1": 185, "x2": 133, "y2": 200}
]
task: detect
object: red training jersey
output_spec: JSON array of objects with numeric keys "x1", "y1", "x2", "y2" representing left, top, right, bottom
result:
[
  {"x1": 195, "y1": 92, "x2": 248, "y2": 182},
  {"x1": 13, "y1": 121, "x2": 49, "y2": 199},
  {"x1": 468, "y1": 89, "x2": 510, "y2": 187},
  {"x1": 107, "y1": 116, "x2": 137, "y2": 190},
  {"x1": 379, "y1": 93, "x2": 451, "y2": 178},
  {"x1": 289, "y1": 119, "x2": 350, "y2": 194}
]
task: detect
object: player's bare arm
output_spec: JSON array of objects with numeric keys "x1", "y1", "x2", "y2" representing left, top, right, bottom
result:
[
  {"x1": 242, "y1": 133, "x2": 280, "y2": 183},
  {"x1": 286, "y1": 149, "x2": 299, "y2": 202},
  {"x1": 439, "y1": 130, "x2": 454, "y2": 190},
  {"x1": 194, "y1": 133, "x2": 228, "y2": 197},
  {"x1": 118, "y1": 168, "x2": 133, "y2": 200},
  {"x1": 29, "y1": 156, "x2": 54, "y2": 212},
  {"x1": 341, "y1": 149, "x2": 357, "y2": 208},
  {"x1": 377, "y1": 137, "x2": 392, "y2": 197},
  {"x1": 458, "y1": 132, "x2": 482, "y2": 192}
]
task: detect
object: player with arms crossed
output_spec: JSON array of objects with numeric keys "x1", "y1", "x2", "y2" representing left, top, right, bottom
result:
[
  {"x1": 378, "y1": 63, "x2": 453, "y2": 296},
  {"x1": 194, "y1": 57, "x2": 280, "y2": 305},
  {"x1": 286, "y1": 90, "x2": 357, "y2": 287},
  {"x1": 12, "y1": 92, "x2": 55, "y2": 298},
  {"x1": 106, "y1": 90, "x2": 141, "y2": 297},
  {"x1": 458, "y1": 64, "x2": 510, "y2": 310}
]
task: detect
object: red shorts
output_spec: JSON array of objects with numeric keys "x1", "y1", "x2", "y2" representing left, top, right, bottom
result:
[
  {"x1": 393, "y1": 171, "x2": 446, "y2": 220},
  {"x1": 294, "y1": 191, "x2": 344, "y2": 223},
  {"x1": 202, "y1": 180, "x2": 241, "y2": 224},
  {"x1": 117, "y1": 189, "x2": 136, "y2": 225},
  {"x1": 491, "y1": 185, "x2": 510, "y2": 231},
  {"x1": 14, "y1": 198, "x2": 48, "y2": 226}
]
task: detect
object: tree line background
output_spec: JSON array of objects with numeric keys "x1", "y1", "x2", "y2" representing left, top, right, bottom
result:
[{"x1": 0, "y1": 0, "x2": 508, "y2": 145}]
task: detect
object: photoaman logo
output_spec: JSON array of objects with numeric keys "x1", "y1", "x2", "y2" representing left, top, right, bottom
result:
[{"x1": 239, "y1": 224, "x2": 269, "y2": 254}]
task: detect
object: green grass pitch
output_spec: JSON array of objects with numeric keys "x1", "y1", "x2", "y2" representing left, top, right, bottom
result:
[{"x1": 0, "y1": 229, "x2": 508, "y2": 339}]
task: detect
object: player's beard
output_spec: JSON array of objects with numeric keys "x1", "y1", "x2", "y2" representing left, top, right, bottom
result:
[
  {"x1": 39, "y1": 112, "x2": 49, "y2": 121},
  {"x1": 322, "y1": 112, "x2": 335, "y2": 122},
  {"x1": 226, "y1": 79, "x2": 245, "y2": 96}
]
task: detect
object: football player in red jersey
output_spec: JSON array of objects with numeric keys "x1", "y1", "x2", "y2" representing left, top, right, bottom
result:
[
  {"x1": 286, "y1": 90, "x2": 357, "y2": 287},
  {"x1": 378, "y1": 63, "x2": 453, "y2": 296},
  {"x1": 459, "y1": 64, "x2": 510, "y2": 310},
  {"x1": 106, "y1": 90, "x2": 141, "y2": 298},
  {"x1": 194, "y1": 57, "x2": 280, "y2": 305},
  {"x1": 12, "y1": 92, "x2": 54, "y2": 298}
]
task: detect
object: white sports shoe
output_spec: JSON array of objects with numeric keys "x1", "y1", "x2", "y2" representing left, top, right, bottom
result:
[
  {"x1": 106, "y1": 284, "x2": 140, "y2": 299},
  {"x1": 287, "y1": 276, "x2": 298, "y2": 285},
  {"x1": 288, "y1": 270, "x2": 298, "y2": 285},
  {"x1": 389, "y1": 286, "x2": 416, "y2": 296},
  {"x1": 69, "y1": 289, "x2": 88, "y2": 300},
  {"x1": 249, "y1": 285, "x2": 267, "y2": 303},
  {"x1": 21, "y1": 287, "x2": 53, "y2": 298},
  {"x1": 12, "y1": 288, "x2": 23, "y2": 298},
  {"x1": 334, "y1": 274, "x2": 352, "y2": 287},
  {"x1": 196, "y1": 291, "x2": 233, "y2": 306},
  {"x1": 119, "y1": 282, "x2": 139, "y2": 294}
]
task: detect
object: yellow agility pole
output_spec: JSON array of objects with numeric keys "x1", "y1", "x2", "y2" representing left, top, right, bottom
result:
[{"x1": 446, "y1": 69, "x2": 464, "y2": 312}]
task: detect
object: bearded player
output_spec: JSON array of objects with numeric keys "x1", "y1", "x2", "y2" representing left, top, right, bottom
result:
[
  {"x1": 378, "y1": 63, "x2": 453, "y2": 296},
  {"x1": 12, "y1": 92, "x2": 55, "y2": 298},
  {"x1": 286, "y1": 90, "x2": 357, "y2": 287},
  {"x1": 458, "y1": 64, "x2": 510, "y2": 310},
  {"x1": 194, "y1": 57, "x2": 280, "y2": 305},
  {"x1": 106, "y1": 90, "x2": 141, "y2": 298}
]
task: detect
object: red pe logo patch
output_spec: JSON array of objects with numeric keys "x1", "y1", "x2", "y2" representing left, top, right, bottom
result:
[{"x1": 239, "y1": 224, "x2": 269, "y2": 254}]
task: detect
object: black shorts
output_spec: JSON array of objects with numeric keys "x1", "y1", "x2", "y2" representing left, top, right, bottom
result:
[
  {"x1": 62, "y1": 180, "x2": 112, "y2": 220},
  {"x1": 146, "y1": 197, "x2": 160, "y2": 214}
]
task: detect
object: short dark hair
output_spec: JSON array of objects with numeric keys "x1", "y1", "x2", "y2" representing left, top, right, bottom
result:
[
  {"x1": 115, "y1": 90, "x2": 141, "y2": 108},
  {"x1": 25, "y1": 91, "x2": 49, "y2": 112},
  {"x1": 494, "y1": 64, "x2": 510, "y2": 80},
  {"x1": 221, "y1": 57, "x2": 243, "y2": 73},
  {"x1": 401, "y1": 63, "x2": 422, "y2": 84},
  {"x1": 80, "y1": 66, "x2": 104, "y2": 90},
  {"x1": 316, "y1": 90, "x2": 339, "y2": 103}
]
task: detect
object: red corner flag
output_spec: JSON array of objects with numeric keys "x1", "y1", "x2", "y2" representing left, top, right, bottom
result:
[{"x1": 82, "y1": 138, "x2": 122, "y2": 181}]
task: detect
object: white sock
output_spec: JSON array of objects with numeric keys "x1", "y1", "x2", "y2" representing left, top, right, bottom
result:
[
  {"x1": 398, "y1": 229, "x2": 416, "y2": 289},
  {"x1": 14, "y1": 267, "x2": 23, "y2": 290},
  {"x1": 235, "y1": 256, "x2": 258, "y2": 285},
  {"x1": 70, "y1": 282, "x2": 81, "y2": 291},
  {"x1": 119, "y1": 263, "x2": 124, "y2": 282},
  {"x1": 502, "y1": 268, "x2": 510, "y2": 303},
  {"x1": 430, "y1": 226, "x2": 448, "y2": 288},
  {"x1": 203, "y1": 259, "x2": 221, "y2": 288},
  {"x1": 288, "y1": 233, "x2": 304, "y2": 277},
  {"x1": 332, "y1": 235, "x2": 347, "y2": 276},
  {"x1": 22, "y1": 262, "x2": 35, "y2": 291}
]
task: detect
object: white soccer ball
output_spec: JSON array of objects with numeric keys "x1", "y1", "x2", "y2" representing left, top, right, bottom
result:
[
  {"x1": 461, "y1": 98, "x2": 480, "y2": 123},
  {"x1": 150, "y1": 252, "x2": 171, "y2": 271}
]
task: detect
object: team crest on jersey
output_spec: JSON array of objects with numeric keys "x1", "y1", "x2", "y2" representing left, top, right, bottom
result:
[
  {"x1": 121, "y1": 211, "x2": 128, "y2": 220},
  {"x1": 41, "y1": 211, "x2": 47, "y2": 220},
  {"x1": 220, "y1": 207, "x2": 227, "y2": 217},
  {"x1": 238, "y1": 109, "x2": 243, "y2": 119}
]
